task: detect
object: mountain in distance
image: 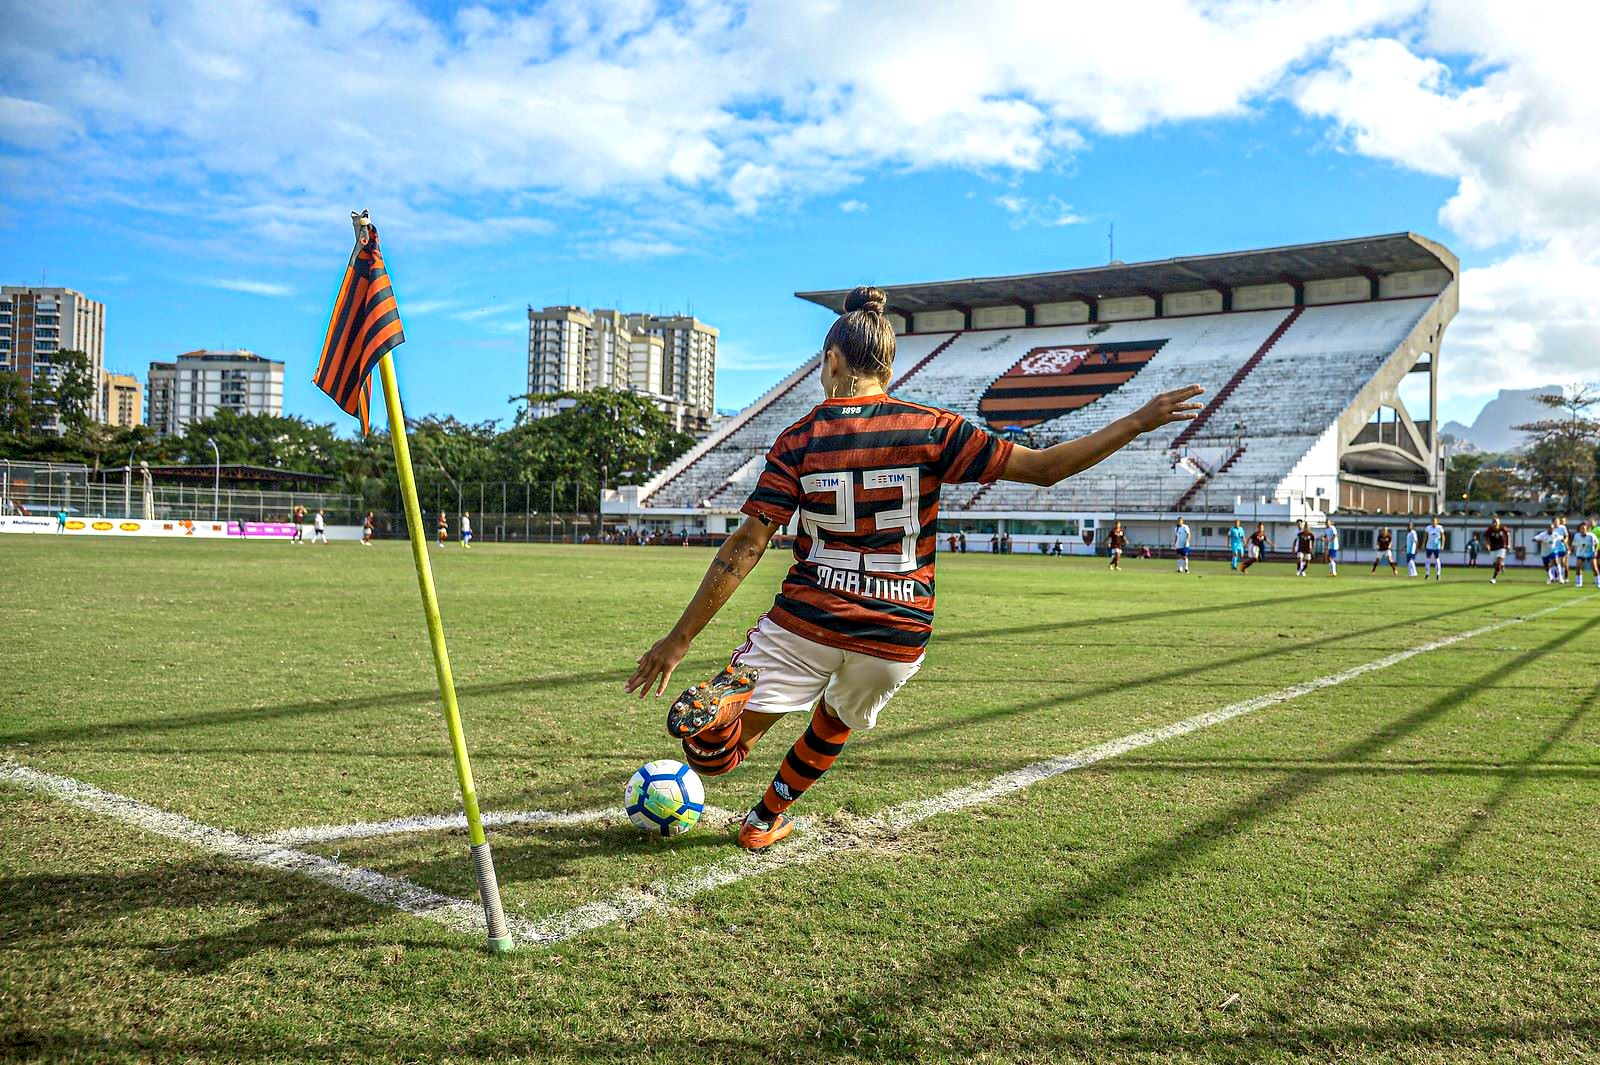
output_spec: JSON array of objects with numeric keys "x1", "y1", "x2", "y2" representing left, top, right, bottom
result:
[{"x1": 1440, "y1": 385, "x2": 1563, "y2": 453}]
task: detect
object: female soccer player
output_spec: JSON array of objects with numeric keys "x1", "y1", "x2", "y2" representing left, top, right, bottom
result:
[
  {"x1": 1172, "y1": 517, "x2": 1191, "y2": 574},
  {"x1": 1106, "y1": 522, "x2": 1128, "y2": 570},
  {"x1": 1240, "y1": 523, "x2": 1267, "y2": 572},
  {"x1": 1294, "y1": 521, "x2": 1315, "y2": 577},
  {"x1": 625, "y1": 287, "x2": 1203, "y2": 851},
  {"x1": 1371, "y1": 527, "x2": 1396, "y2": 575},
  {"x1": 1572, "y1": 520, "x2": 1597, "y2": 589},
  {"x1": 1484, "y1": 514, "x2": 1510, "y2": 584},
  {"x1": 1228, "y1": 520, "x2": 1245, "y2": 571}
]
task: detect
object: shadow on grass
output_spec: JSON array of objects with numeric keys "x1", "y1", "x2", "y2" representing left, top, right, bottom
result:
[
  {"x1": 865, "y1": 587, "x2": 1550, "y2": 753},
  {"x1": 325, "y1": 817, "x2": 738, "y2": 895},
  {"x1": 796, "y1": 609, "x2": 1600, "y2": 1059},
  {"x1": 7, "y1": 1010, "x2": 1597, "y2": 1062},
  {"x1": 0, "y1": 858, "x2": 450, "y2": 977},
  {"x1": 0, "y1": 583, "x2": 1406, "y2": 750}
]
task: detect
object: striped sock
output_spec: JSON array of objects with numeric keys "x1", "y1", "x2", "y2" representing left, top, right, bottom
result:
[
  {"x1": 682, "y1": 717, "x2": 745, "y2": 777},
  {"x1": 753, "y1": 702, "x2": 851, "y2": 823}
]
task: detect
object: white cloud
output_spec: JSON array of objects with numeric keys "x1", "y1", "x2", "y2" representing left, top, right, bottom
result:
[
  {"x1": 1292, "y1": 0, "x2": 1600, "y2": 410},
  {"x1": 5, "y1": 0, "x2": 1593, "y2": 412},
  {"x1": 996, "y1": 194, "x2": 1085, "y2": 228},
  {"x1": 206, "y1": 278, "x2": 294, "y2": 297},
  {"x1": 839, "y1": 199, "x2": 867, "y2": 213},
  {"x1": 0, "y1": 95, "x2": 80, "y2": 147},
  {"x1": 1, "y1": 0, "x2": 1423, "y2": 230}
]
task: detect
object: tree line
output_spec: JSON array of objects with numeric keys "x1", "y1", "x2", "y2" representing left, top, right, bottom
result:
[
  {"x1": 1443, "y1": 386, "x2": 1600, "y2": 512},
  {"x1": 0, "y1": 351, "x2": 697, "y2": 515}
]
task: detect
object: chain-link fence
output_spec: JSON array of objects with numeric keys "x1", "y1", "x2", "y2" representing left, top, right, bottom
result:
[{"x1": 1, "y1": 460, "x2": 359, "y2": 525}]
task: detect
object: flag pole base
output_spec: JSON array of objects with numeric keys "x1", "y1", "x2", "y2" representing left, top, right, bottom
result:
[{"x1": 486, "y1": 936, "x2": 515, "y2": 954}]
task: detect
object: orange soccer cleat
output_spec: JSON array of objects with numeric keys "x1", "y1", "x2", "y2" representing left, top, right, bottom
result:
[
  {"x1": 666, "y1": 663, "x2": 760, "y2": 741},
  {"x1": 737, "y1": 811, "x2": 794, "y2": 853}
]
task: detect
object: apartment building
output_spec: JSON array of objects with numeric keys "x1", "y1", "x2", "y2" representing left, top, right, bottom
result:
[
  {"x1": 147, "y1": 349, "x2": 283, "y2": 435},
  {"x1": 0, "y1": 285, "x2": 107, "y2": 429}
]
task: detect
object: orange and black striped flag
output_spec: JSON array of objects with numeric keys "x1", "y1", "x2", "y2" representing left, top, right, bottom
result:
[{"x1": 314, "y1": 220, "x2": 405, "y2": 433}]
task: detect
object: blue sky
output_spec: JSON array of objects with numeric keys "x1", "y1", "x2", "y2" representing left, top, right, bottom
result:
[{"x1": 3, "y1": 1, "x2": 1595, "y2": 433}]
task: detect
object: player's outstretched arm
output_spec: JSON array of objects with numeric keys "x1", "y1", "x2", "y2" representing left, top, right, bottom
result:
[
  {"x1": 1001, "y1": 385, "x2": 1204, "y2": 487},
  {"x1": 625, "y1": 515, "x2": 778, "y2": 698}
]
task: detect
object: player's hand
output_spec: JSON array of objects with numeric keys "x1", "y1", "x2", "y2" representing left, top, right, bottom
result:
[
  {"x1": 625, "y1": 631, "x2": 691, "y2": 698},
  {"x1": 1132, "y1": 385, "x2": 1205, "y2": 431}
]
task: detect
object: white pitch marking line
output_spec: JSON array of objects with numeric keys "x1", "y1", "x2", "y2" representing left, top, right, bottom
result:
[
  {"x1": 518, "y1": 597, "x2": 1589, "y2": 944},
  {"x1": 266, "y1": 803, "x2": 742, "y2": 846},
  {"x1": 0, "y1": 761, "x2": 544, "y2": 942}
]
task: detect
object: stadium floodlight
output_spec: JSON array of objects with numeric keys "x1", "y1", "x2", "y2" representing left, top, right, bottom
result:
[
  {"x1": 311, "y1": 211, "x2": 513, "y2": 954},
  {"x1": 207, "y1": 437, "x2": 219, "y2": 519}
]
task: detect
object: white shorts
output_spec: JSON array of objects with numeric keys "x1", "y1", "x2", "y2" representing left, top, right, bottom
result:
[
  {"x1": 730, "y1": 615, "x2": 922, "y2": 731},
  {"x1": 1493, "y1": 548, "x2": 1507, "y2": 561}
]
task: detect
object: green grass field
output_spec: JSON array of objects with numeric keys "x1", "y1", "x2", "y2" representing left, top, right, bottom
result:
[{"x1": 3, "y1": 536, "x2": 1598, "y2": 1062}]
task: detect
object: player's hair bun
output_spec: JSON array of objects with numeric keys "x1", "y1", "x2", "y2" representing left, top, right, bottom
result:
[{"x1": 844, "y1": 285, "x2": 886, "y2": 316}]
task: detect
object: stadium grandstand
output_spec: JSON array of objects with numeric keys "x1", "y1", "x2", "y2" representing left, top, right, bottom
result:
[{"x1": 610, "y1": 234, "x2": 1457, "y2": 544}]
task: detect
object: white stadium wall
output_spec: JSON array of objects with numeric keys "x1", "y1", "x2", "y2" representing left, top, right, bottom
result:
[
  {"x1": 1033, "y1": 301, "x2": 1091, "y2": 326},
  {"x1": 1163, "y1": 290, "x2": 1224, "y2": 317},
  {"x1": 1379, "y1": 269, "x2": 1451, "y2": 298},
  {"x1": 971, "y1": 305, "x2": 1026, "y2": 329},
  {"x1": 1304, "y1": 276, "x2": 1371, "y2": 305},
  {"x1": 912, "y1": 309, "x2": 965, "y2": 333},
  {"x1": 1098, "y1": 295, "x2": 1156, "y2": 321},
  {"x1": 1233, "y1": 282, "x2": 1296, "y2": 310}
]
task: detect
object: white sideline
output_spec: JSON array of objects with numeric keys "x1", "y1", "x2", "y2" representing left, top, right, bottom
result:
[
  {"x1": 1, "y1": 597, "x2": 1584, "y2": 946},
  {"x1": 0, "y1": 761, "x2": 537, "y2": 941},
  {"x1": 264, "y1": 803, "x2": 739, "y2": 846},
  {"x1": 515, "y1": 596, "x2": 1586, "y2": 944}
]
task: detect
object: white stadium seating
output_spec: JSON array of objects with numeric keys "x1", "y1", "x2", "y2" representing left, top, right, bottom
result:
[{"x1": 638, "y1": 297, "x2": 1435, "y2": 516}]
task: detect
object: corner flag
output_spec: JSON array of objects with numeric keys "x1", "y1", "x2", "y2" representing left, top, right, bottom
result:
[
  {"x1": 315, "y1": 211, "x2": 513, "y2": 953},
  {"x1": 313, "y1": 214, "x2": 405, "y2": 434}
]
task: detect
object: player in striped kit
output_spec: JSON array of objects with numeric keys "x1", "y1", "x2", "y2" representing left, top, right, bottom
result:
[
  {"x1": 1293, "y1": 521, "x2": 1315, "y2": 577},
  {"x1": 626, "y1": 287, "x2": 1203, "y2": 851},
  {"x1": 1484, "y1": 515, "x2": 1510, "y2": 585}
]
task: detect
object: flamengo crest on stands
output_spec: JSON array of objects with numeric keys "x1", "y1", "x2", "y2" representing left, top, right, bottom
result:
[{"x1": 978, "y1": 340, "x2": 1167, "y2": 430}]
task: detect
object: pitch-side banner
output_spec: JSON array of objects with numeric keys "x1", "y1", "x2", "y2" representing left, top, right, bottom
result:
[{"x1": 0, "y1": 517, "x2": 299, "y2": 538}]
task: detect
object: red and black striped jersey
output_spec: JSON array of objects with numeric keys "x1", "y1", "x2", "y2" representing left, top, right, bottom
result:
[{"x1": 740, "y1": 394, "x2": 1014, "y2": 662}]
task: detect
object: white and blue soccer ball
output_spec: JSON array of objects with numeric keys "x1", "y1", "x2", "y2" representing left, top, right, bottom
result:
[{"x1": 624, "y1": 759, "x2": 705, "y2": 837}]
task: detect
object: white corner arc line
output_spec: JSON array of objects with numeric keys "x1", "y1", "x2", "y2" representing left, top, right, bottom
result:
[
  {"x1": 0, "y1": 761, "x2": 543, "y2": 942},
  {"x1": 265, "y1": 804, "x2": 742, "y2": 846},
  {"x1": 518, "y1": 596, "x2": 1589, "y2": 944}
]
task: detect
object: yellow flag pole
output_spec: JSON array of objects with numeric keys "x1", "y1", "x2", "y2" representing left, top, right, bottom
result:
[{"x1": 376, "y1": 349, "x2": 513, "y2": 954}]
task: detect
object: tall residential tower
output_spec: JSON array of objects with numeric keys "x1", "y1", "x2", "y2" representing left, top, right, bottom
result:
[
  {"x1": 146, "y1": 349, "x2": 283, "y2": 436},
  {"x1": 0, "y1": 286, "x2": 107, "y2": 429},
  {"x1": 527, "y1": 305, "x2": 718, "y2": 434}
]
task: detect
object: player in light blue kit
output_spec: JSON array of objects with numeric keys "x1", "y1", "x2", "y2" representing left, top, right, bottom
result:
[
  {"x1": 1550, "y1": 516, "x2": 1569, "y2": 584},
  {"x1": 1173, "y1": 516, "x2": 1191, "y2": 574},
  {"x1": 1423, "y1": 516, "x2": 1445, "y2": 581},
  {"x1": 1228, "y1": 520, "x2": 1245, "y2": 571},
  {"x1": 1570, "y1": 520, "x2": 1595, "y2": 588},
  {"x1": 1405, "y1": 522, "x2": 1419, "y2": 578},
  {"x1": 1322, "y1": 518, "x2": 1340, "y2": 577}
]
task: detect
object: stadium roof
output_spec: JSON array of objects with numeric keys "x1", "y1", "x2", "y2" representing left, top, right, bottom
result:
[{"x1": 795, "y1": 232, "x2": 1457, "y2": 315}]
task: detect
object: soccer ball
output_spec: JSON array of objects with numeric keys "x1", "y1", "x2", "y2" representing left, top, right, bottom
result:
[{"x1": 624, "y1": 759, "x2": 705, "y2": 837}]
